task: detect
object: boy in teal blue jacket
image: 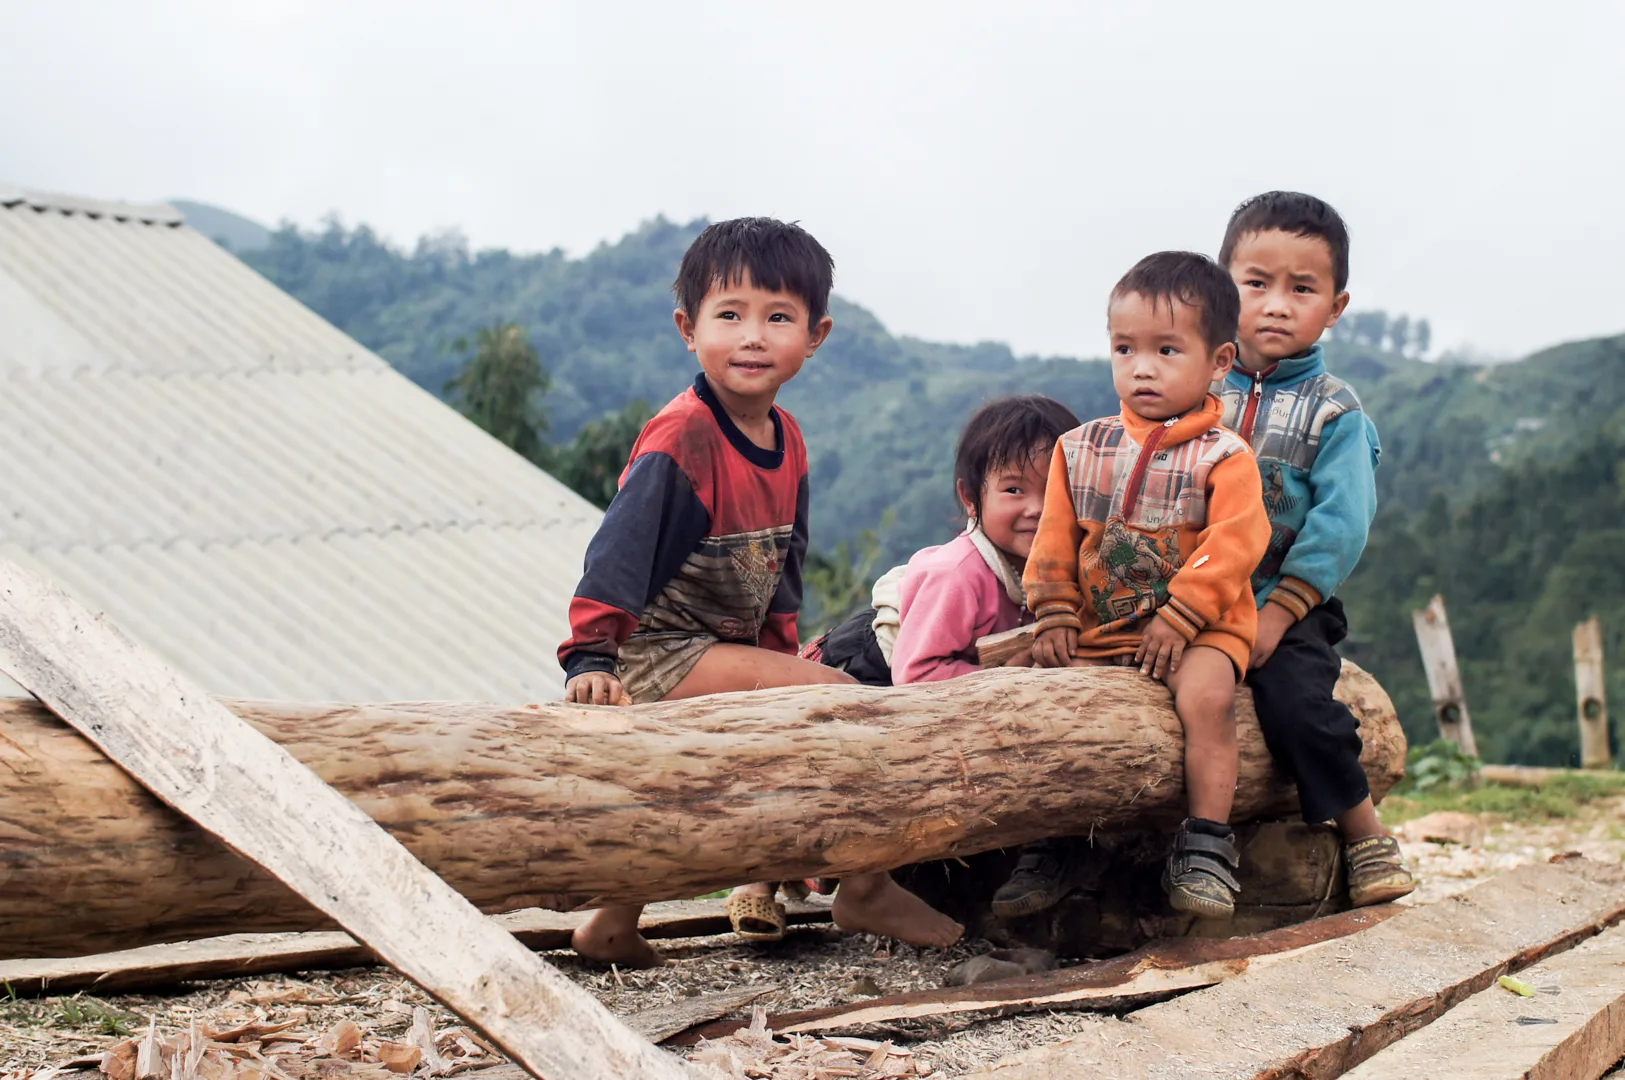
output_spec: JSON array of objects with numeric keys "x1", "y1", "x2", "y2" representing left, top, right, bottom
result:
[{"x1": 1216, "y1": 191, "x2": 1415, "y2": 907}]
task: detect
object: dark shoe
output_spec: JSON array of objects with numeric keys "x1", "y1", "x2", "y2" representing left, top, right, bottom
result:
[
  {"x1": 992, "y1": 843, "x2": 1069, "y2": 917},
  {"x1": 1163, "y1": 819, "x2": 1241, "y2": 920},
  {"x1": 1345, "y1": 835, "x2": 1417, "y2": 906}
]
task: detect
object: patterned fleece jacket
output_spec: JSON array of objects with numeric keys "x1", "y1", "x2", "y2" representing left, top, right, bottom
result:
[
  {"x1": 1023, "y1": 395, "x2": 1271, "y2": 673},
  {"x1": 1214, "y1": 344, "x2": 1380, "y2": 620}
]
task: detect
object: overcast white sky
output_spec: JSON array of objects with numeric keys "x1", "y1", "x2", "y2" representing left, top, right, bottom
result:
[{"x1": 3, "y1": 1, "x2": 1622, "y2": 359}]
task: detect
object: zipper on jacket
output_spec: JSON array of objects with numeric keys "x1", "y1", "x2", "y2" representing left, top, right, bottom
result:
[
  {"x1": 1120, "y1": 417, "x2": 1177, "y2": 522},
  {"x1": 1239, "y1": 364, "x2": 1277, "y2": 444}
]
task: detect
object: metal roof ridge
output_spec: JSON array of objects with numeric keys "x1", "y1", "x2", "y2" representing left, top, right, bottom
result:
[
  {"x1": 20, "y1": 519, "x2": 568, "y2": 555},
  {"x1": 0, "y1": 182, "x2": 183, "y2": 226}
]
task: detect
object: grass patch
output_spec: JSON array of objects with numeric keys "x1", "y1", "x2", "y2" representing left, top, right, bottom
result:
[
  {"x1": 54, "y1": 994, "x2": 138, "y2": 1037},
  {"x1": 1381, "y1": 740, "x2": 1625, "y2": 825}
]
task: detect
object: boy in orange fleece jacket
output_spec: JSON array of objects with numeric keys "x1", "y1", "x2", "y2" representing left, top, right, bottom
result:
[{"x1": 1017, "y1": 251, "x2": 1271, "y2": 920}]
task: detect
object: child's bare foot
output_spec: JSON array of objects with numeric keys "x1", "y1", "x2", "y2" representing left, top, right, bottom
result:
[
  {"x1": 832, "y1": 872, "x2": 963, "y2": 948},
  {"x1": 570, "y1": 905, "x2": 666, "y2": 968}
]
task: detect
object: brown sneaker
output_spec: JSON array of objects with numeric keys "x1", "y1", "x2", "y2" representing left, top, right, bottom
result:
[{"x1": 1345, "y1": 835, "x2": 1417, "y2": 906}]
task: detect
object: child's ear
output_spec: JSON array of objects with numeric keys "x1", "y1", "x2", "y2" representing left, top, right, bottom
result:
[
  {"x1": 1211, "y1": 340, "x2": 1237, "y2": 378},
  {"x1": 955, "y1": 478, "x2": 978, "y2": 519},
  {"x1": 673, "y1": 308, "x2": 698, "y2": 353},
  {"x1": 805, "y1": 315, "x2": 834, "y2": 356},
  {"x1": 1326, "y1": 291, "x2": 1352, "y2": 330}
]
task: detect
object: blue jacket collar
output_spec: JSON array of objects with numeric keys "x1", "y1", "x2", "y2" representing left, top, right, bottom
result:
[{"x1": 1226, "y1": 343, "x2": 1326, "y2": 389}]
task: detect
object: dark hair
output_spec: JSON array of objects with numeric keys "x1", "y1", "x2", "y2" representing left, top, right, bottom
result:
[
  {"x1": 672, "y1": 217, "x2": 835, "y2": 328},
  {"x1": 955, "y1": 395, "x2": 1081, "y2": 521},
  {"x1": 1109, "y1": 251, "x2": 1240, "y2": 352},
  {"x1": 1218, "y1": 191, "x2": 1351, "y2": 293}
]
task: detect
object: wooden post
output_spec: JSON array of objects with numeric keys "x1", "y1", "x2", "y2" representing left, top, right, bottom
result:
[
  {"x1": 1412, "y1": 594, "x2": 1479, "y2": 759},
  {"x1": 1575, "y1": 616, "x2": 1611, "y2": 770}
]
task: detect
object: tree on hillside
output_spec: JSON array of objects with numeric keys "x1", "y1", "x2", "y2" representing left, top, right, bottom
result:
[
  {"x1": 1413, "y1": 319, "x2": 1432, "y2": 358},
  {"x1": 444, "y1": 323, "x2": 550, "y2": 464},
  {"x1": 802, "y1": 511, "x2": 896, "y2": 638},
  {"x1": 1387, "y1": 314, "x2": 1410, "y2": 356},
  {"x1": 550, "y1": 400, "x2": 655, "y2": 509}
]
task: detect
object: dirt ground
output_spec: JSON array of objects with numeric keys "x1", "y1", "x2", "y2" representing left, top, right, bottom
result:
[{"x1": 6, "y1": 795, "x2": 1625, "y2": 1079}]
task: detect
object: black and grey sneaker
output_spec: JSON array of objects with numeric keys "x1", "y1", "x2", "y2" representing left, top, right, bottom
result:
[
  {"x1": 991, "y1": 841, "x2": 1070, "y2": 918},
  {"x1": 1163, "y1": 818, "x2": 1241, "y2": 920},
  {"x1": 1345, "y1": 835, "x2": 1416, "y2": 906}
]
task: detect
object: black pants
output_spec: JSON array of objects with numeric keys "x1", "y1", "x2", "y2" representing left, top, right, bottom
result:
[
  {"x1": 808, "y1": 607, "x2": 893, "y2": 687},
  {"x1": 1246, "y1": 596, "x2": 1370, "y2": 825}
]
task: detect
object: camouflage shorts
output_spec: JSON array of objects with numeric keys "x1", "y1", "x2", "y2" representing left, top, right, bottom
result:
[{"x1": 616, "y1": 632, "x2": 719, "y2": 703}]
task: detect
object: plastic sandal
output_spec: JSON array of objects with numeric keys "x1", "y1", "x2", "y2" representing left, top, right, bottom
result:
[{"x1": 726, "y1": 892, "x2": 787, "y2": 941}]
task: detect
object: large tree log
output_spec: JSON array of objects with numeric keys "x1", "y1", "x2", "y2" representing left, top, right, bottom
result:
[{"x1": 0, "y1": 662, "x2": 1404, "y2": 960}]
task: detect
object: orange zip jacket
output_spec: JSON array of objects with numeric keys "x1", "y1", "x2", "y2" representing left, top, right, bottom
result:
[{"x1": 1023, "y1": 394, "x2": 1270, "y2": 673}]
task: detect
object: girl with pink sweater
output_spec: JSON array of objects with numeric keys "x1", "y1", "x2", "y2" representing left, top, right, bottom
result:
[
  {"x1": 792, "y1": 395, "x2": 1081, "y2": 938},
  {"x1": 806, "y1": 395, "x2": 1081, "y2": 687}
]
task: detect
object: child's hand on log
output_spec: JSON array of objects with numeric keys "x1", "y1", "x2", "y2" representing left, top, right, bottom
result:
[
  {"x1": 1031, "y1": 627, "x2": 1077, "y2": 668},
  {"x1": 1135, "y1": 615, "x2": 1186, "y2": 681},
  {"x1": 565, "y1": 671, "x2": 631, "y2": 706},
  {"x1": 1249, "y1": 603, "x2": 1296, "y2": 671}
]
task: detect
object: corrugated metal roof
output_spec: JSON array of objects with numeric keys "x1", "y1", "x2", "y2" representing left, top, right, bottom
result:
[{"x1": 0, "y1": 185, "x2": 601, "y2": 702}]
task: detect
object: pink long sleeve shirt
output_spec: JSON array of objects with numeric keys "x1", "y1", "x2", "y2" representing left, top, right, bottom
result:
[{"x1": 890, "y1": 533, "x2": 1030, "y2": 685}]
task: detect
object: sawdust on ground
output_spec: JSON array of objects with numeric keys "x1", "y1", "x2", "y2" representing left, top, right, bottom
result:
[{"x1": 7, "y1": 795, "x2": 1624, "y2": 1079}]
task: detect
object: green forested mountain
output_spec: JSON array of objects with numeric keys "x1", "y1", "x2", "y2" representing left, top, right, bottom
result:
[
  {"x1": 172, "y1": 200, "x2": 272, "y2": 252},
  {"x1": 239, "y1": 215, "x2": 1625, "y2": 766}
]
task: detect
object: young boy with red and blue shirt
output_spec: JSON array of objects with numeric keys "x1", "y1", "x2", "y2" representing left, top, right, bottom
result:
[
  {"x1": 558, "y1": 218, "x2": 962, "y2": 967},
  {"x1": 1215, "y1": 191, "x2": 1415, "y2": 906}
]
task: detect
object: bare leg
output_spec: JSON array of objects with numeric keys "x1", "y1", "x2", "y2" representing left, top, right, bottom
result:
[
  {"x1": 1335, "y1": 797, "x2": 1385, "y2": 842},
  {"x1": 576, "y1": 645, "x2": 856, "y2": 963},
  {"x1": 1164, "y1": 646, "x2": 1239, "y2": 824},
  {"x1": 668, "y1": 642, "x2": 858, "y2": 698},
  {"x1": 832, "y1": 872, "x2": 964, "y2": 948},
  {"x1": 570, "y1": 904, "x2": 663, "y2": 968}
]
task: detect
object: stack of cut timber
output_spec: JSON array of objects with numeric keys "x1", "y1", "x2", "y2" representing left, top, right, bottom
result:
[
  {"x1": 965, "y1": 857, "x2": 1625, "y2": 1079},
  {"x1": 0, "y1": 661, "x2": 1403, "y2": 961}
]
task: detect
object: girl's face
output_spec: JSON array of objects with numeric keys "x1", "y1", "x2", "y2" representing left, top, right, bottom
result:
[{"x1": 959, "y1": 444, "x2": 1050, "y2": 566}]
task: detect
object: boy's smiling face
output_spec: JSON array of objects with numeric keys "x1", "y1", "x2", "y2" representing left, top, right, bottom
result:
[
  {"x1": 675, "y1": 269, "x2": 832, "y2": 416},
  {"x1": 1108, "y1": 291, "x2": 1235, "y2": 421},
  {"x1": 1228, "y1": 229, "x2": 1351, "y2": 370}
]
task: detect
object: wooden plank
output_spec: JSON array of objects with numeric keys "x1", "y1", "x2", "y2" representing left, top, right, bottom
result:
[
  {"x1": 1342, "y1": 922, "x2": 1625, "y2": 1079},
  {"x1": 1413, "y1": 593, "x2": 1480, "y2": 757},
  {"x1": 680, "y1": 907, "x2": 1399, "y2": 1042},
  {"x1": 976, "y1": 626, "x2": 1034, "y2": 668},
  {"x1": 0, "y1": 899, "x2": 834, "y2": 996},
  {"x1": 964, "y1": 858, "x2": 1625, "y2": 1079},
  {"x1": 0, "y1": 558, "x2": 695, "y2": 1080},
  {"x1": 626, "y1": 985, "x2": 780, "y2": 1044},
  {"x1": 1575, "y1": 617, "x2": 1612, "y2": 770},
  {"x1": 1479, "y1": 764, "x2": 1625, "y2": 789}
]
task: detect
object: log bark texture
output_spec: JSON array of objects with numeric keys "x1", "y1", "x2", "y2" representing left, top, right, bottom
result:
[{"x1": 0, "y1": 662, "x2": 1405, "y2": 960}]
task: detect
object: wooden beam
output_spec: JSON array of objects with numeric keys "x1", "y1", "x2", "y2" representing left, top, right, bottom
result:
[
  {"x1": 1479, "y1": 763, "x2": 1625, "y2": 789},
  {"x1": 679, "y1": 907, "x2": 1399, "y2": 1042},
  {"x1": 962, "y1": 858, "x2": 1625, "y2": 1079},
  {"x1": 1413, "y1": 593, "x2": 1479, "y2": 758},
  {"x1": 1575, "y1": 616, "x2": 1611, "y2": 770},
  {"x1": 0, "y1": 660, "x2": 1406, "y2": 960},
  {"x1": 627, "y1": 985, "x2": 780, "y2": 1044},
  {"x1": 0, "y1": 898, "x2": 834, "y2": 996},
  {"x1": 1341, "y1": 922, "x2": 1625, "y2": 1079},
  {"x1": 0, "y1": 558, "x2": 695, "y2": 1080}
]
